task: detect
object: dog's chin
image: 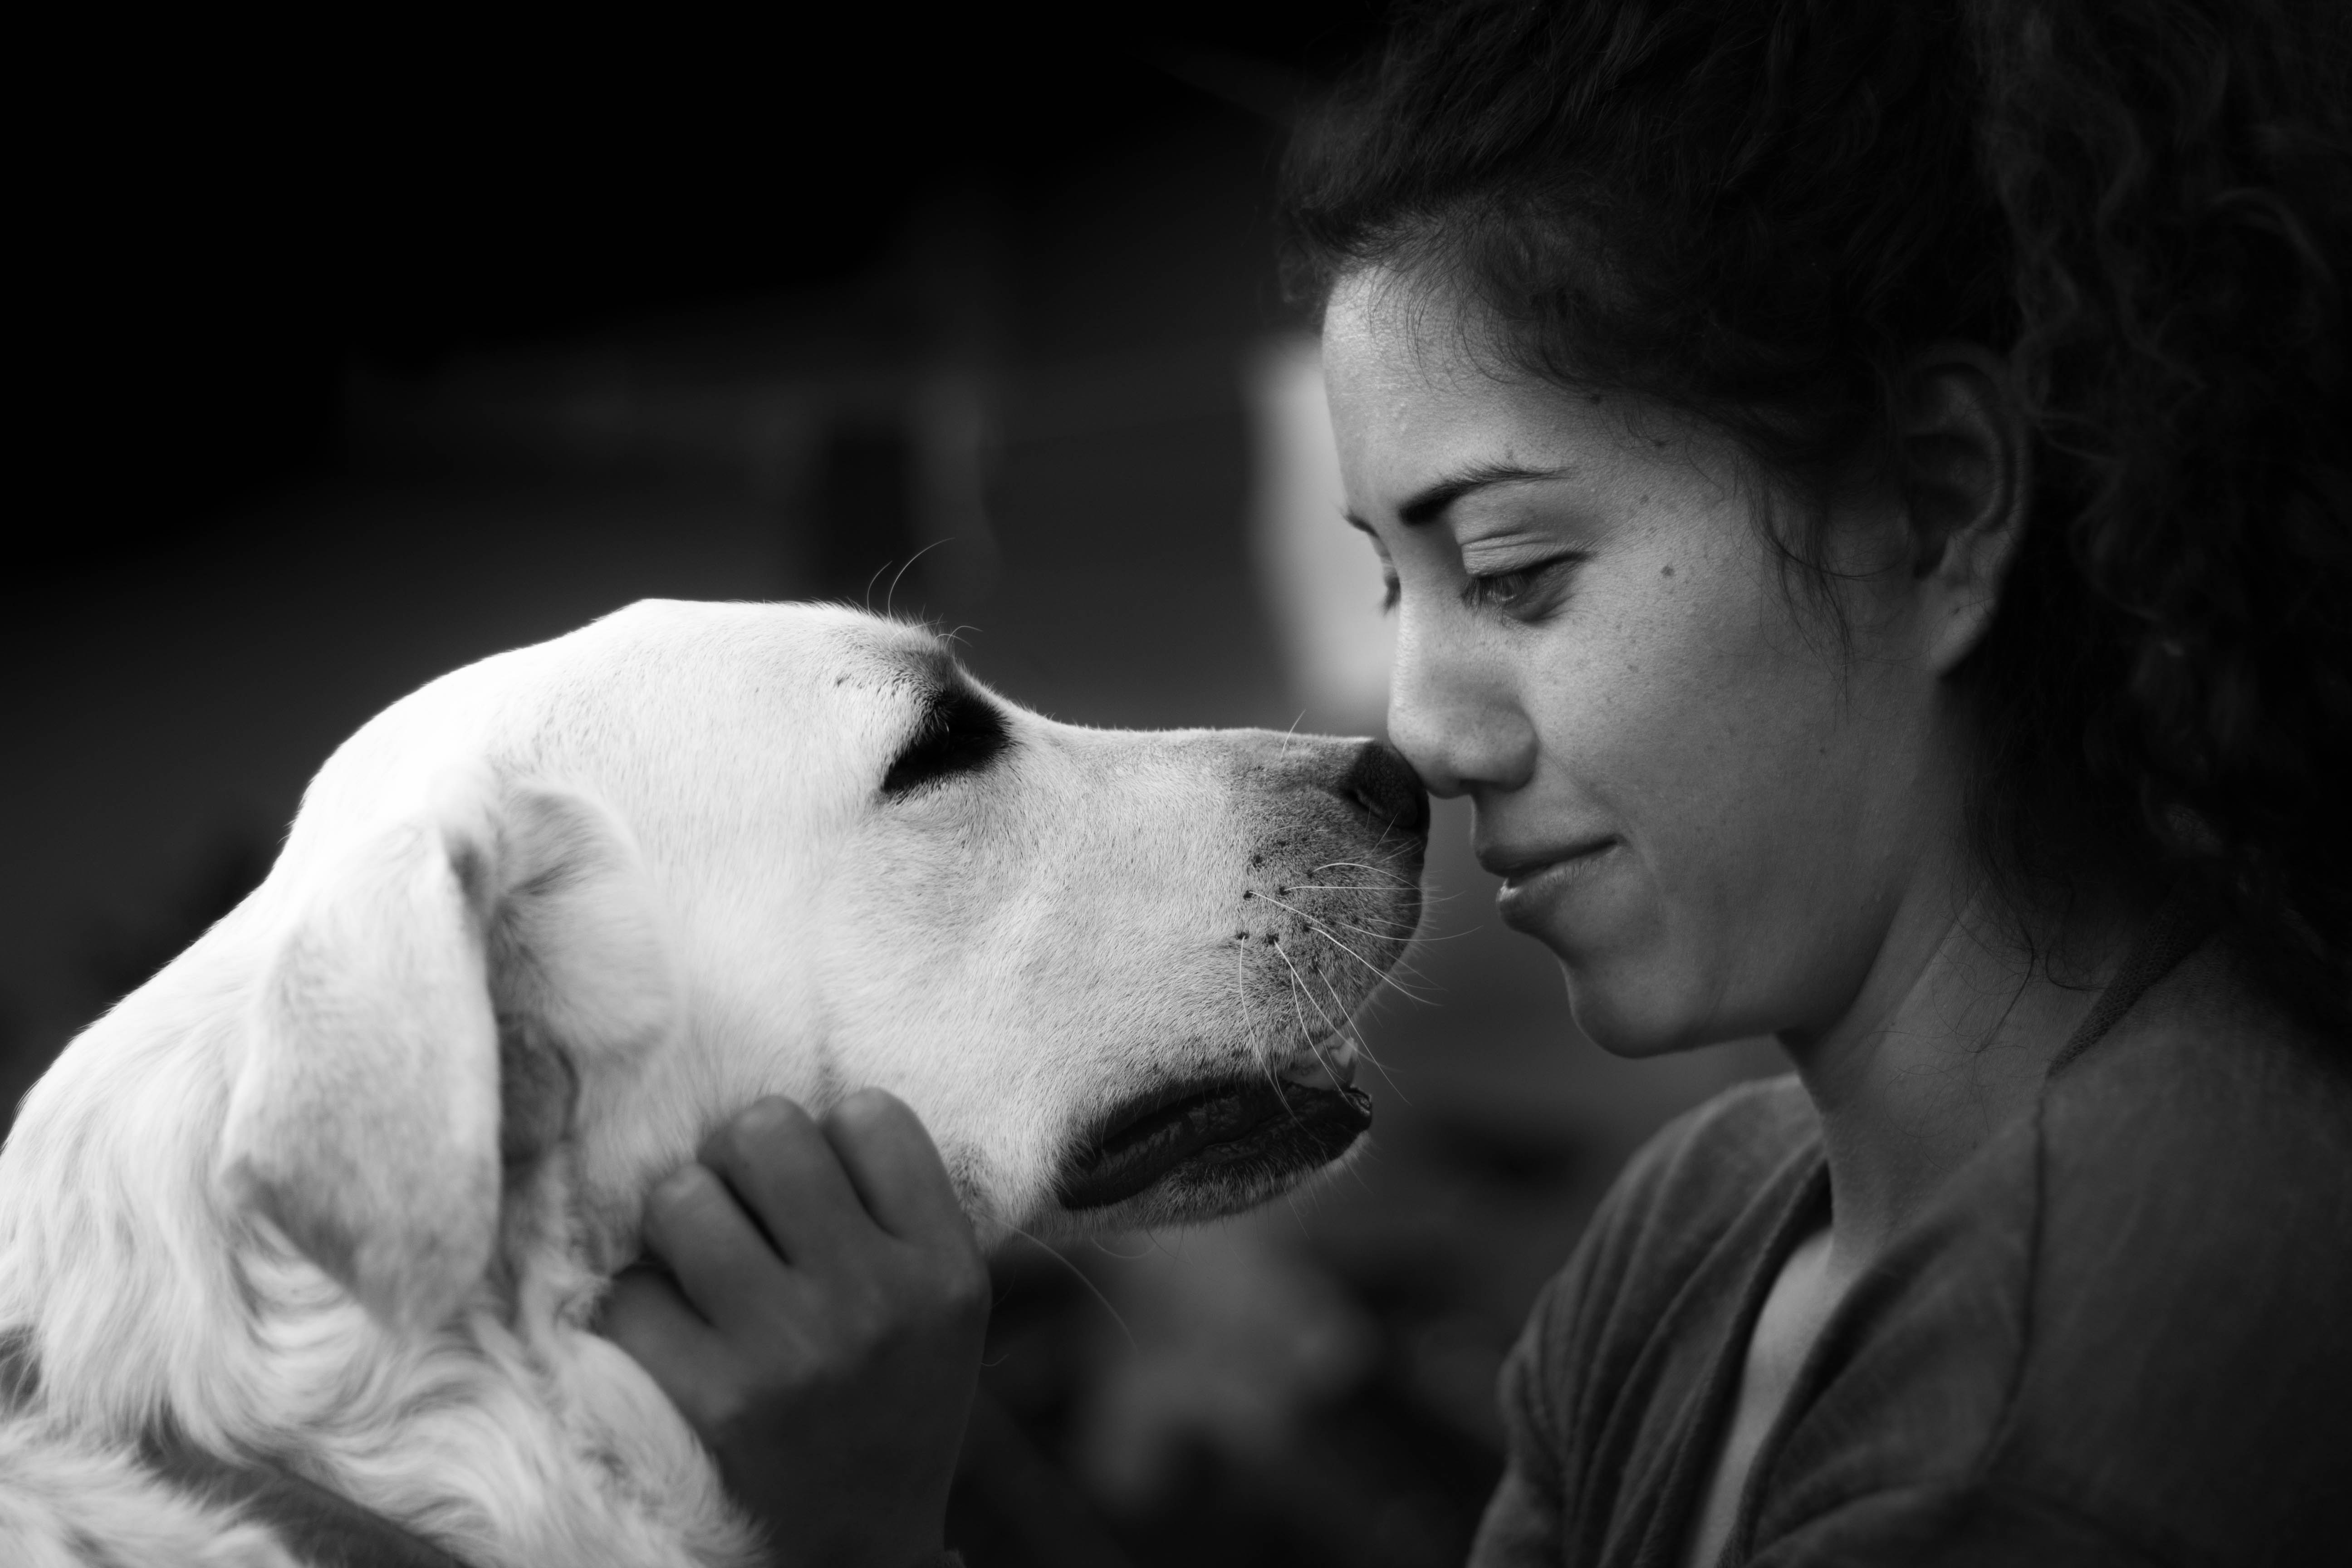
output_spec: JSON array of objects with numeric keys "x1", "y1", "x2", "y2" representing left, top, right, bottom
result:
[{"x1": 1048, "y1": 1074, "x2": 1372, "y2": 1229}]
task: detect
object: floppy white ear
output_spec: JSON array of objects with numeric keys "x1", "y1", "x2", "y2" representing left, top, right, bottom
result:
[{"x1": 219, "y1": 784, "x2": 676, "y2": 1334}]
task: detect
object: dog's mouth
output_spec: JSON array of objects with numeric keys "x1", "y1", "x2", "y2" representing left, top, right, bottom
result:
[{"x1": 1055, "y1": 1067, "x2": 1373, "y2": 1213}]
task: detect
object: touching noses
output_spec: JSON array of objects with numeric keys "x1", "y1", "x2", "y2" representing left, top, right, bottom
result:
[
  {"x1": 1384, "y1": 616, "x2": 1538, "y2": 799},
  {"x1": 1328, "y1": 738, "x2": 1431, "y2": 839}
]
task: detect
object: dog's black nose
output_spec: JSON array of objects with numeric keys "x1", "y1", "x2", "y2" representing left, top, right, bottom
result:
[{"x1": 1332, "y1": 740, "x2": 1430, "y2": 839}]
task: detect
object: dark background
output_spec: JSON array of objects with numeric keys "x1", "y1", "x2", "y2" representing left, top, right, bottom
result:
[{"x1": 5, "y1": 11, "x2": 1783, "y2": 1563}]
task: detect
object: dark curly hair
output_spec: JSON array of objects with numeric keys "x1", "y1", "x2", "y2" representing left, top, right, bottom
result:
[{"x1": 1281, "y1": 0, "x2": 2352, "y2": 1033}]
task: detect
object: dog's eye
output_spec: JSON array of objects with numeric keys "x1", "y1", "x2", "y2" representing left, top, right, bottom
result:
[{"x1": 882, "y1": 686, "x2": 1009, "y2": 797}]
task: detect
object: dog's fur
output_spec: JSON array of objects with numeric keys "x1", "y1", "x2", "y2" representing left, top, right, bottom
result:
[{"x1": 0, "y1": 601, "x2": 1423, "y2": 1567}]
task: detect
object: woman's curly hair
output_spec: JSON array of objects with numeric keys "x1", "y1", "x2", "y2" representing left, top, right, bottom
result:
[{"x1": 1281, "y1": 0, "x2": 2352, "y2": 1031}]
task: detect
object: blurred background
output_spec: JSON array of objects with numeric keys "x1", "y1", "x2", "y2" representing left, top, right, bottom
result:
[{"x1": 5, "y1": 8, "x2": 1783, "y2": 1563}]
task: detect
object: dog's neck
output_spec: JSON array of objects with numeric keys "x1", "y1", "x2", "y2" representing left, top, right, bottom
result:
[{"x1": 0, "y1": 945, "x2": 760, "y2": 1567}]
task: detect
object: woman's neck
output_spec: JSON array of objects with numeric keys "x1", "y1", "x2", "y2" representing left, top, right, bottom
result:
[{"x1": 1778, "y1": 875, "x2": 2133, "y2": 1279}]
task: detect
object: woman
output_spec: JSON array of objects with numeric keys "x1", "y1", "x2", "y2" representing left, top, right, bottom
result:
[{"x1": 604, "y1": 2, "x2": 2352, "y2": 1563}]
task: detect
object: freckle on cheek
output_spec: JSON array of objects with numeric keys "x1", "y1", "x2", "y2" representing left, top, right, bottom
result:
[{"x1": 1661, "y1": 565, "x2": 1676, "y2": 578}]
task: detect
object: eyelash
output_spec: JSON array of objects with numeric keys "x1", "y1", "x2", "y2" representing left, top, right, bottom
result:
[{"x1": 1378, "y1": 555, "x2": 1586, "y2": 621}]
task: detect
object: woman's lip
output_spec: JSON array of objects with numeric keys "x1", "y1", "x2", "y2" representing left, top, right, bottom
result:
[
  {"x1": 1481, "y1": 838, "x2": 1617, "y2": 885},
  {"x1": 1492, "y1": 840, "x2": 1620, "y2": 929}
]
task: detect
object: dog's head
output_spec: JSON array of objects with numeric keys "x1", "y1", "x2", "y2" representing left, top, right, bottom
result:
[{"x1": 216, "y1": 601, "x2": 1425, "y2": 1332}]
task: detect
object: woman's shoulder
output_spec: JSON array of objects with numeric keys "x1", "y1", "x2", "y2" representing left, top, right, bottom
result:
[
  {"x1": 2044, "y1": 935, "x2": 2352, "y2": 1185},
  {"x1": 1764, "y1": 941, "x2": 2352, "y2": 1565},
  {"x1": 1996, "y1": 941, "x2": 2352, "y2": 1563},
  {"x1": 1717, "y1": 943, "x2": 2351, "y2": 1567},
  {"x1": 2034, "y1": 936, "x2": 2352, "y2": 1340}
]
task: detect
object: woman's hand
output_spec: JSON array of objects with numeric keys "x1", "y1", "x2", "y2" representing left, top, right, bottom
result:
[{"x1": 599, "y1": 1090, "x2": 990, "y2": 1568}]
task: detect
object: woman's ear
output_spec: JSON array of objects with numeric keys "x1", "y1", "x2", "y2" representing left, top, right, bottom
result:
[{"x1": 1896, "y1": 343, "x2": 2031, "y2": 674}]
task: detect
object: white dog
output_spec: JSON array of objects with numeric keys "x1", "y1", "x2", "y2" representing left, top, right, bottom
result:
[{"x1": 0, "y1": 600, "x2": 1425, "y2": 1568}]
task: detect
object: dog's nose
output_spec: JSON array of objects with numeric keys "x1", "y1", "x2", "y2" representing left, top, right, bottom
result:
[{"x1": 1331, "y1": 740, "x2": 1430, "y2": 839}]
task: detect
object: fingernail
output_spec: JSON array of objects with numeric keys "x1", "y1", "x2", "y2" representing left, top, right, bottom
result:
[{"x1": 741, "y1": 1096, "x2": 795, "y2": 1134}]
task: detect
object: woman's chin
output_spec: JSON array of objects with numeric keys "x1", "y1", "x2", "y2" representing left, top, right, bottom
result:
[
  {"x1": 1563, "y1": 985, "x2": 1700, "y2": 1058},
  {"x1": 1549, "y1": 952, "x2": 1722, "y2": 1060}
]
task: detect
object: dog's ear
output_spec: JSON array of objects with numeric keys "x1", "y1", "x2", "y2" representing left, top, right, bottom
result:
[{"x1": 219, "y1": 784, "x2": 676, "y2": 1333}]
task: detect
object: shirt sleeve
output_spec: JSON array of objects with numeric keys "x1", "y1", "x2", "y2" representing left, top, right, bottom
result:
[{"x1": 1465, "y1": 1275, "x2": 1573, "y2": 1568}]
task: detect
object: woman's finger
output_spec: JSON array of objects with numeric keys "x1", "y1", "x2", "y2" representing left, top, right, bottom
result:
[
  {"x1": 638, "y1": 1161, "x2": 799, "y2": 1337},
  {"x1": 595, "y1": 1266, "x2": 731, "y2": 1429},
  {"x1": 699, "y1": 1096, "x2": 880, "y2": 1267},
  {"x1": 819, "y1": 1088, "x2": 977, "y2": 1251}
]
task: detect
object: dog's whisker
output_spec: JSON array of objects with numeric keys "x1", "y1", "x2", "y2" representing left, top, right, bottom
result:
[
  {"x1": 1258, "y1": 1041, "x2": 1303, "y2": 1122},
  {"x1": 1306, "y1": 965, "x2": 1384, "y2": 1064},
  {"x1": 1250, "y1": 890, "x2": 1385, "y2": 951},
  {"x1": 1304, "y1": 913, "x2": 1416, "y2": 948},
  {"x1": 1255, "y1": 893, "x2": 1428, "y2": 1004},
  {"x1": 1332, "y1": 1029, "x2": 1412, "y2": 1112},
  {"x1": 1295, "y1": 917, "x2": 1440, "y2": 1002},
  {"x1": 1307, "y1": 907, "x2": 1426, "y2": 945},
  {"x1": 989, "y1": 1219, "x2": 1138, "y2": 1354},
  {"x1": 880, "y1": 539, "x2": 953, "y2": 620},
  {"x1": 1308, "y1": 860, "x2": 1414, "y2": 883},
  {"x1": 1272, "y1": 944, "x2": 1333, "y2": 1081},
  {"x1": 1326, "y1": 976, "x2": 1396, "y2": 1070},
  {"x1": 1239, "y1": 945, "x2": 1303, "y2": 1119},
  {"x1": 1300, "y1": 1027, "x2": 1349, "y2": 1093},
  {"x1": 1274, "y1": 945, "x2": 1364, "y2": 1083},
  {"x1": 1329, "y1": 935, "x2": 1440, "y2": 1006},
  {"x1": 1313, "y1": 975, "x2": 1411, "y2": 1106}
]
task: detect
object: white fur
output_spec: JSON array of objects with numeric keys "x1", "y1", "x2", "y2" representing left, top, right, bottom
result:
[
  {"x1": 0, "y1": 1423, "x2": 300, "y2": 1568},
  {"x1": 0, "y1": 600, "x2": 1420, "y2": 1566}
]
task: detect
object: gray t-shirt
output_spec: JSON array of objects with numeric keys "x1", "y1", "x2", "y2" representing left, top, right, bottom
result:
[{"x1": 1470, "y1": 939, "x2": 2351, "y2": 1567}]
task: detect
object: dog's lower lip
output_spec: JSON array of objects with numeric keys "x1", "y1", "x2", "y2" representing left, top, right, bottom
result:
[{"x1": 1057, "y1": 1077, "x2": 1372, "y2": 1211}]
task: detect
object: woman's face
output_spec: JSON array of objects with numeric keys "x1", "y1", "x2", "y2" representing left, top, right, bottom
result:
[{"x1": 1323, "y1": 270, "x2": 1964, "y2": 1055}]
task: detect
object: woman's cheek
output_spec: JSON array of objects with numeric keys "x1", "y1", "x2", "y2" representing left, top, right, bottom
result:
[{"x1": 1529, "y1": 849, "x2": 1706, "y2": 1057}]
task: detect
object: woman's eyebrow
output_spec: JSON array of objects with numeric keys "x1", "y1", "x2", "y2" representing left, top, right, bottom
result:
[{"x1": 1347, "y1": 461, "x2": 1576, "y2": 532}]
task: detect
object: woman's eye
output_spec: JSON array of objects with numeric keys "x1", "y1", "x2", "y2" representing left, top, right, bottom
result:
[{"x1": 1461, "y1": 555, "x2": 1583, "y2": 619}]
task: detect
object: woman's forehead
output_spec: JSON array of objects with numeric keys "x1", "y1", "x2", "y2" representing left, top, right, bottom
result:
[
  {"x1": 1325, "y1": 278, "x2": 1704, "y2": 524},
  {"x1": 1328, "y1": 281, "x2": 1546, "y2": 482},
  {"x1": 1323, "y1": 266, "x2": 1496, "y2": 403}
]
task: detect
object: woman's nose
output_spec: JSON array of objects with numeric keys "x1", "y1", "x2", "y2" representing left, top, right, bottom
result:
[{"x1": 1385, "y1": 619, "x2": 1536, "y2": 799}]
